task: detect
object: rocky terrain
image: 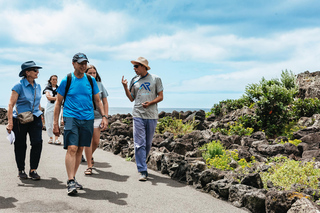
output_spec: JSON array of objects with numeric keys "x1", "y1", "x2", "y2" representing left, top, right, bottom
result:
[{"x1": 3, "y1": 71, "x2": 320, "y2": 213}]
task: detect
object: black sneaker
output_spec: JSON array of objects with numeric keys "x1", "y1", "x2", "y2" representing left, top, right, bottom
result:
[
  {"x1": 74, "y1": 178, "x2": 83, "y2": 190},
  {"x1": 67, "y1": 179, "x2": 77, "y2": 195},
  {"x1": 18, "y1": 170, "x2": 28, "y2": 179},
  {"x1": 81, "y1": 155, "x2": 86, "y2": 162},
  {"x1": 29, "y1": 170, "x2": 41, "y2": 180}
]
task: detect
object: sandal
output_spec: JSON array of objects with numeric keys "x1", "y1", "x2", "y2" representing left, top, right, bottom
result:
[{"x1": 84, "y1": 167, "x2": 92, "y2": 175}]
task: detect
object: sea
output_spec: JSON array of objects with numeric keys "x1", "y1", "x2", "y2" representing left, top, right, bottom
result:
[{"x1": 0, "y1": 105, "x2": 210, "y2": 116}]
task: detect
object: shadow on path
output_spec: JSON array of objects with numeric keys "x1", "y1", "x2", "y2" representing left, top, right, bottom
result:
[
  {"x1": 81, "y1": 161, "x2": 111, "y2": 169},
  {"x1": 0, "y1": 196, "x2": 18, "y2": 210},
  {"x1": 18, "y1": 177, "x2": 66, "y2": 190},
  {"x1": 77, "y1": 188, "x2": 128, "y2": 205},
  {"x1": 84, "y1": 167, "x2": 130, "y2": 182},
  {"x1": 147, "y1": 173, "x2": 187, "y2": 188}
]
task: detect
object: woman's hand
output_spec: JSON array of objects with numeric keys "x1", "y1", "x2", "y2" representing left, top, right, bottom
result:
[{"x1": 6, "y1": 123, "x2": 13, "y2": 133}]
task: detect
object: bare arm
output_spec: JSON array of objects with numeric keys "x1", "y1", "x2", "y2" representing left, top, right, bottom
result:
[
  {"x1": 142, "y1": 91, "x2": 164, "y2": 108},
  {"x1": 53, "y1": 94, "x2": 63, "y2": 136},
  {"x1": 45, "y1": 91, "x2": 57, "y2": 101},
  {"x1": 94, "y1": 94, "x2": 108, "y2": 131},
  {"x1": 6, "y1": 91, "x2": 19, "y2": 133},
  {"x1": 122, "y1": 76, "x2": 134, "y2": 102},
  {"x1": 102, "y1": 97, "x2": 109, "y2": 117}
]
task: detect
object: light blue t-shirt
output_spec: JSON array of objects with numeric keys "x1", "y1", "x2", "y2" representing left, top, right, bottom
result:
[
  {"x1": 12, "y1": 78, "x2": 42, "y2": 118},
  {"x1": 57, "y1": 73, "x2": 99, "y2": 120},
  {"x1": 94, "y1": 81, "x2": 108, "y2": 119}
]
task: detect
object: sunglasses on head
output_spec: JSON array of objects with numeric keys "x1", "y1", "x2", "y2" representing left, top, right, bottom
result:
[{"x1": 133, "y1": 64, "x2": 141, "y2": 68}]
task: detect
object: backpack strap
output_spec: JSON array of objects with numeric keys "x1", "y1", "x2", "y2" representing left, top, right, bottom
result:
[
  {"x1": 63, "y1": 73, "x2": 72, "y2": 106},
  {"x1": 63, "y1": 73, "x2": 96, "y2": 110},
  {"x1": 86, "y1": 74, "x2": 96, "y2": 110}
]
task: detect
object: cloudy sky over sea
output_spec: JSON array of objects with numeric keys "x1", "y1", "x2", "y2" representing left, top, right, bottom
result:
[{"x1": 1, "y1": 0, "x2": 320, "y2": 110}]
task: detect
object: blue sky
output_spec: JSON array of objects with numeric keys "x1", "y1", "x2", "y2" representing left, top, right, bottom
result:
[{"x1": 1, "y1": 0, "x2": 320, "y2": 109}]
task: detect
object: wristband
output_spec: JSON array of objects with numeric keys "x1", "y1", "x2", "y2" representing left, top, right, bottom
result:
[{"x1": 102, "y1": 115, "x2": 108, "y2": 119}]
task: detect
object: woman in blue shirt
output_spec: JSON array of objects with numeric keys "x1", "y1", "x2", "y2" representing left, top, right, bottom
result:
[{"x1": 6, "y1": 61, "x2": 43, "y2": 180}]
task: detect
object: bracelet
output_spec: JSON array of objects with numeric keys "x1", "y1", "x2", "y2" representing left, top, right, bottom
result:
[{"x1": 102, "y1": 115, "x2": 108, "y2": 119}]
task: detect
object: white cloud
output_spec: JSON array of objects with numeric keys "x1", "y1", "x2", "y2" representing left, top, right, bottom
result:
[{"x1": 0, "y1": 1, "x2": 132, "y2": 45}]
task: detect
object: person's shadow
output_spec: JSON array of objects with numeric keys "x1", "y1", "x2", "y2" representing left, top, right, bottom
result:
[
  {"x1": 0, "y1": 196, "x2": 18, "y2": 209},
  {"x1": 77, "y1": 188, "x2": 128, "y2": 205},
  {"x1": 17, "y1": 177, "x2": 66, "y2": 190},
  {"x1": 89, "y1": 167, "x2": 129, "y2": 182}
]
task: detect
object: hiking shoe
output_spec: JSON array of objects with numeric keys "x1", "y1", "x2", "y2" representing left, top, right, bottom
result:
[
  {"x1": 81, "y1": 155, "x2": 86, "y2": 162},
  {"x1": 48, "y1": 139, "x2": 53, "y2": 144},
  {"x1": 29, "y1": 170, "x2": 41, "y2": 180},
  {"x1": 67, "y1": 180, "x2": 77, "y2": 195},
  {"x1": 18, "y1": 170, "x2": 28, "y2": 179},
  {"x1": 139, "y1": 171, "x2": 148, "y2": 181},
  {"x1": 74, "y1": 178, "x2": 83, "y2": 190}
]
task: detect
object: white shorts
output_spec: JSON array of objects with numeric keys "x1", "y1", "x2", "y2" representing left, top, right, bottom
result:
[{"x1": 93, "y1": 118, "x2": 102, "y2": 128}]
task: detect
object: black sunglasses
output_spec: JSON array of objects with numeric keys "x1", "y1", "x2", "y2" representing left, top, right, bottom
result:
[
  {"x1": 28, "y1": 68, "x2": 39, "y2": 72},
  {"x1": 133, "y1": 64, "x2": 140, "y2": 68}
]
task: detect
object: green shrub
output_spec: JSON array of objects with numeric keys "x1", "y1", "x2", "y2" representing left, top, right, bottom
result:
[
  {"x1": 291, "y1": 98, "x2": 320, "y2": 119},
  {"x1": 279, "y1": 121, "x2": 306, "y2": 140},
  {"x1": 261, "y1": 157, "x2": 320, "y2": 190},
  {"x1": 200, "y1": 140, "x2": 224, "y2": 160},
  {"x1": 211, "y1": 121, "x2": 254, "y2": 136},
  {"x1": 207, "y1": 97, "x2": 251, "y2": 117},
  {"x1": 244, "y1": 70, "x2": 298, "y2": 137},
  {"x1": 277, "y1": 139, "x2": 302, "y2": 146},
  {"x1": 201, "y1": 141, "x2": 255, "y2": 171},
  {"x1": 156, "y1": 116, "x2": 197, "y2": 138}
]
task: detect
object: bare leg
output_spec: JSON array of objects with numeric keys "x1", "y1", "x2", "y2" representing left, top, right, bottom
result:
[
  {"x1": 74, "y1": 147, "x2": 84, "y2": 176},
  {"x1": 84, "y1": 128, "x2": 100, "y2": 168},
  {"x1": 65, "y1": 145, "x2": 78, "y2": 180}
]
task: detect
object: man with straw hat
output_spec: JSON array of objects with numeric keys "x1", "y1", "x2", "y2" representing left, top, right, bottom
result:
[{"x1": 122, "y1": 57, "x2": 164, "y2": 181}]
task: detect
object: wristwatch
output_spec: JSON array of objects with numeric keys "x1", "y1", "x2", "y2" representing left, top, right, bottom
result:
[{"x1": 102, "y1": 115, "x2": 108, "y2": 119}]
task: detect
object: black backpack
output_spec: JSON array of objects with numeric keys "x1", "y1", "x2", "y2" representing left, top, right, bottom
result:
[{"x1": 63, "y1": 73, "x2": 96, "y2": 109}]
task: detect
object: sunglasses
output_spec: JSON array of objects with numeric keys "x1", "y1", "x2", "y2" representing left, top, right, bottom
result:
[
  {"x1": 133, "y1": 64, "x2": 140, "y2": 68},
  {"x1": 28, "y1": 68, "x2": 39, "y2": 72}
]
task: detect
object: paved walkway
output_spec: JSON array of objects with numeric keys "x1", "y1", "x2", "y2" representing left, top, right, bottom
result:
[{"x1": 0, "y1": 125, "x2": 247, "y2": 213}]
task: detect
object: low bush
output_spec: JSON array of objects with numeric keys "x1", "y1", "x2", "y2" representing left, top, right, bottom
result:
[
  {"x1": 211, "y1": 121, "x2": 254, "y2": 136},
  {"x1": 200, "y1": 141, "x2": 255, "y2": 171},
  {"x1": 291, "y1": 98, "x2": 320, "y2": 119},
  {"x1": 261, "y1": 157, "x2": 320, "y2": 190},
  {"x1": 156, "y1": 116, "x2": 197, "y2": 138}
]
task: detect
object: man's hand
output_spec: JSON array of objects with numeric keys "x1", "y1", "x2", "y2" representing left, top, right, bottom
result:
[
  {"x1": 53, "y1": 123, "x2": 60, "y2": 136},
  {"x1": 122, "y1": 76, "x2": 128, "y2": 87},
  {"x1": 142, "y1": 101, "x2": 150, "y2": 108}
]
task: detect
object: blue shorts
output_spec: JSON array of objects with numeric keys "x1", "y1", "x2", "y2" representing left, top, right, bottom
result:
[{"x1": 63, "y1": 117, "x2": 94, "y2": 150}]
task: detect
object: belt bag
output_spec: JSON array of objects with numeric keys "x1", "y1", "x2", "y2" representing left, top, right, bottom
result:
[
  {"x1": 17, "y1": 86, "x2": 36, "y2": 124},
  {"x1": 17, "y1": 111, "x2": 34, "y2": 124}
]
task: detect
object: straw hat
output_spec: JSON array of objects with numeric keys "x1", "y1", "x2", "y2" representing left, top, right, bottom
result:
[{"x1": 131, "y1": 57, "x2": 150, "y2": 70}]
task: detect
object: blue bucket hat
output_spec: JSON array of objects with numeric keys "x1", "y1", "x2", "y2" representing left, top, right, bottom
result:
[{"x1": 19, "y1": 61, "x2": 42, "y2": 77}]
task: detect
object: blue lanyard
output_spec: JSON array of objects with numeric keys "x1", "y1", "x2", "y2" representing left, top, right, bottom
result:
[{"x1": 129, "y1": 73, "x2": 149, "y2": 92}]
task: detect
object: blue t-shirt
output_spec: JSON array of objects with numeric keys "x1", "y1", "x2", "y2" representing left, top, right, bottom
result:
[
  {"x1": 57, "y1": 73, "x2": 99, "y2": 120},
  {"x1": 12, "y1": 78, "x2": 42, "y2": 118}
]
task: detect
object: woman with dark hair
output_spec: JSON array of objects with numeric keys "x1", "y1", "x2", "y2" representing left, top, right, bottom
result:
[
  {"x1": 43, "y1": 75, "x2": 61, "y2": 145},
  {"x1": 84, "y1": 64, "x2": 109, "y2": 175},
  {"x1": 6, "y1": 61, "x2": 43, "y2": 180}
]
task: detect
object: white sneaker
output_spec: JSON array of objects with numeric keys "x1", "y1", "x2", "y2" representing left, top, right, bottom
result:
[
  {"x1": 54, "y1": 140, "x2": 61, "y2": 145},
  {"x1": 48, "y1": 139, "x2": 53, "y2": 144}
]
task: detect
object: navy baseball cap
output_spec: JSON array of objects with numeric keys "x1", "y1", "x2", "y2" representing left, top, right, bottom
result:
[{"x1": 72, "y1": 53, "x2": 89, "y2": 63}]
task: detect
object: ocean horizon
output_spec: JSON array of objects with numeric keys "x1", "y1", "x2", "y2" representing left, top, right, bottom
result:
[{"x1": 0, "y1": 105, "x2": 210, "y2": 116}]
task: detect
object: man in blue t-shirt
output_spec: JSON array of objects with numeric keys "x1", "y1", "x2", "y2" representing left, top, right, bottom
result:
[{"x1": 53, "y1": 53, "x2": 108, "y2": 195}]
